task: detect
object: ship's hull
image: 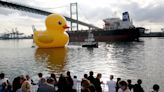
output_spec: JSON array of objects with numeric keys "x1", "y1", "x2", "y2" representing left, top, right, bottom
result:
[{"x1": 67, "y1": 27, "x2": 145, "y2": 42}]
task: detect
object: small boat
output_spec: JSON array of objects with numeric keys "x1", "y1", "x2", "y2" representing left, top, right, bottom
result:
[
  {"x1": 31, "y1": 45, "x2": 35, "y2": 48},
  {"x1": 82, "y1": 31, "x2": 98, "y2": 48}
]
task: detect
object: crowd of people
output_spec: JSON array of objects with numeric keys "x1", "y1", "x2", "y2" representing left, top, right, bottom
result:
[{"x1": 0, "y1": 71, "x2": 160, "y2": 92}]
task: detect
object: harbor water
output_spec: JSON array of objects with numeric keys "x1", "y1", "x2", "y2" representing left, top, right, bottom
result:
[{"x1": 0, "y1": 38, "x2": 163, "y2": 91}]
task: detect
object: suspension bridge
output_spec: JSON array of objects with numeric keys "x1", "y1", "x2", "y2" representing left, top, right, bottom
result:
[{"x1": 0, "y1": 0, "x2": 101, "y2": 30}]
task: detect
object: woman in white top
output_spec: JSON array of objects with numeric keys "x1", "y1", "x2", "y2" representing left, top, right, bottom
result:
[
  {"x1": 0, "y1": 73, "x2": 11, "y2": 92},
  {"x1": 119, "y1": 80, "x2": 130, "y2": 92},
  {"x1": 16, "y1": 81, "x2": 31, "y2": 92}
]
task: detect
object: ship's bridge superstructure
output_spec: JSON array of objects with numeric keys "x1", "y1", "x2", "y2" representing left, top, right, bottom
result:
[{"x1": 103, "y1": 12, "x2": 134, "y2": 30}]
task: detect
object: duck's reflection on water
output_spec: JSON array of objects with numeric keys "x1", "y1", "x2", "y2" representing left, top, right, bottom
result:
[{"x1": 35, "y1": 47, "x2": 68, "y2": 74}]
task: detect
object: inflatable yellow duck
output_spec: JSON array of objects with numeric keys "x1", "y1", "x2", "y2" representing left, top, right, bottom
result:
[{"x1": 33, "y1": 13, "x2": 69, "y2": 48}]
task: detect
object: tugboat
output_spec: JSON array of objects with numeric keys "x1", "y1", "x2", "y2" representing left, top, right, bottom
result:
[
  {"x1": 31, "y1": 25, "x2": 36, "y2": 48},
  {"x1": 82, "y1": 30, "x2": 98, "y2": 48}
]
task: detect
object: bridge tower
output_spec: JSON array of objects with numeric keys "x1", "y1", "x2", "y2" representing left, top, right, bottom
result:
[{"x1": 70, "y1": 3, "x2": 78, "y2": 31}]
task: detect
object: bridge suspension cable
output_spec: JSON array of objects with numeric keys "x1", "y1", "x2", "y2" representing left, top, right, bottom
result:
[{"x1": 42, "y1": 5, "x2": 69, "y2": 10}]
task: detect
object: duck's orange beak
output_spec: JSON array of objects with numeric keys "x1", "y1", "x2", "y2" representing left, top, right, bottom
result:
[{"x1": 63, "y1": 24, "x2": 69, "y2": 29}]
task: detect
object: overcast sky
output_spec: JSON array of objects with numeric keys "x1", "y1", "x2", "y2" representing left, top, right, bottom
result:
[{"x1": 0, "y1": 0, "x2": 164, "y2": 34}]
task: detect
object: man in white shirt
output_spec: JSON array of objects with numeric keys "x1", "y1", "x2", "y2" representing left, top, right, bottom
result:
[
  {"x1": 107, "y1": 75, "x2": 116, "y2": 92},
  {"x1": 72, "y1": 76, "x2": 81, "y2": 92}
]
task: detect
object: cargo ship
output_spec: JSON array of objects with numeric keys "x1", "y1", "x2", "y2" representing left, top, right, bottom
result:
[{"x1": 67, "y1": 12, "x2": 145, "y2": 42}]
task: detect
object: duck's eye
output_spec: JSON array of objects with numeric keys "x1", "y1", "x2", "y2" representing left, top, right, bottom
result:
[{"x1": 58, "y1": 21, "x2": 62, "y2": 25}]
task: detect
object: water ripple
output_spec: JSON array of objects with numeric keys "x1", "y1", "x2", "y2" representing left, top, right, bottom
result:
[{"x1": 0, "y1": 39, "x2": 163, "y2": 91}]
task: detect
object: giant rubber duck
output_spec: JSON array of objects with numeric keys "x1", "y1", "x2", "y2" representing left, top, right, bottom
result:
[{"x1": 33, "y1": 13, "x2": 69, "y2": 48}]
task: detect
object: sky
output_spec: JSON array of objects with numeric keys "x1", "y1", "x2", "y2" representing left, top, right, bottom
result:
[{"x1": 0, "y1": 0, "x2": 164, "y2": 35}]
